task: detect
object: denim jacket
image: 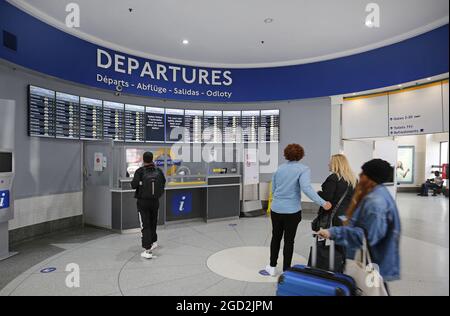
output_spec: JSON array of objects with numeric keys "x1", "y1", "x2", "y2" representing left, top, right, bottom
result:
[{"x1": 329, "y1": 185, "x2": 401, "y2": 281}]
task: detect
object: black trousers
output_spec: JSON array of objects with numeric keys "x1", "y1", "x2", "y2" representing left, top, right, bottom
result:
[
  {"x1": 137, "y1": 199, "x2": 159, "y2": 250},
  {"x1": 270, "y1": 211, "x2": 302, "y2": 271}
]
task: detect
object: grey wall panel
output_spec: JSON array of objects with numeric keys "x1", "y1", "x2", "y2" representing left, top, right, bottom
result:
[{"x1": 0, "y1": 61, "x2": 332, "y2": 202}]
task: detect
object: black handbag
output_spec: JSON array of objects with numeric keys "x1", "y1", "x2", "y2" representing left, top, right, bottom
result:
[{"x1": 311, "y1": 186, "x2": 350, "y2": 232}]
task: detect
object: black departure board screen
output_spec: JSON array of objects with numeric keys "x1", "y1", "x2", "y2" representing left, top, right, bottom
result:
[
  {"x1": 184, "y1": 110, "x2": 203, "y2": 143},
  {"x1": 260, "y1": 110, "x2": 280, "y2": 143},
  {"x1": 55, "y1": 92, "x2": 80, "y2": 139},
  {"x1": 241, "y1": 111, "x2": 260, "y2": 143},
  {"x1": 80, "y1": 97, "x2": 103, "y2": 140},
  {"x1": 223, "y1": 111, "x2": 242, "y2": 143},
  {"x1": 103, "y1": 101, "x2": 124, "y2": 141},
  {"x1": 28, "y1": 86, "x2": 56, "y2": 138},
  {"x1": 145, "y1": 107, "x2": 165, "y2": 143},
  {"x1": 165, "y1": 109, "x2": 185, "y2": 143},
  {"x1": 203, "y1": 111, "x2": 222, "y2": 143},
  {"x1": 125, "y1": 104, "x2": 145, "y2": 142}
]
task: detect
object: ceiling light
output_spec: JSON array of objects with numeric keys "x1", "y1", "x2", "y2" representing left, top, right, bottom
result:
[
  {"x1": 398, "y1": 84, "x2": 403, "y2": 88},
  {"x1": 427, "y1": 78, "x2": 432, "y2": 81},
  {"x1": 182, "y1": 39, "x2": 189, "y2": 45},
  {"x1": 264, "y1": 18, "x2": 274, "y2": 24}
]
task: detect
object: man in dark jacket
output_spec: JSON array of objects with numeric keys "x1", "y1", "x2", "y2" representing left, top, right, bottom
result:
[{"x1": 131, "y1": 152, "x2": 166, "y2": 259}]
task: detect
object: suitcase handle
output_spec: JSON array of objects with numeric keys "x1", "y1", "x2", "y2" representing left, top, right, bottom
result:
[
  {"x1": 291, "y1": 266, "x2": 335, "y2": 277},
  {"x1": 311, "y1": 235, "x2": 336, "y2": 271}
]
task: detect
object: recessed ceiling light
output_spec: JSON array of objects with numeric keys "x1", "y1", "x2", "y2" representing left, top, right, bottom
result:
[
  {"x1": 264, "y1": 18, "x2": 274, "y2": 24},
  {"x1": 427, "y1": 78, "x2": 432, "y2": 81},
  {"x1": 352, "y1": 93, "x2": 357, "y2": 96},
  {"x1": 398, "y1": 84, "x2": 403, "y2": 88},
  {"x1": 182, "y1": 39, "x2": 189, "y2": 45}
]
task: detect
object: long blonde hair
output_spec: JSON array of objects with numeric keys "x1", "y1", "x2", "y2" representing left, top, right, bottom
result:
[{"x1": 330, "y1": 154, "x2": 357, "y2": 188}]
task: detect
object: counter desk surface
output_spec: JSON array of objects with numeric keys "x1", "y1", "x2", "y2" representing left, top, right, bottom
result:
[{"x1": 111, "y1": 175, "x2": 241, "y2": 232}]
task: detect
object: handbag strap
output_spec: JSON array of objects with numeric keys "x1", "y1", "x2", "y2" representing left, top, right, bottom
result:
[{"x1": 329, "y1": 184, "x2": 350, "y2": 229}]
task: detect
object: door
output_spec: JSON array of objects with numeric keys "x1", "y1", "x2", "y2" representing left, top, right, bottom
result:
[{"x1": 83, "y1": 142, "x2": 112, "y2": 228}]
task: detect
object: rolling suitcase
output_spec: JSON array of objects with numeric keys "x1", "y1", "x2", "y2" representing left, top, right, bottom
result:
[{"x1": 277, "y1": 236, "x2": 359, "y2": 296}]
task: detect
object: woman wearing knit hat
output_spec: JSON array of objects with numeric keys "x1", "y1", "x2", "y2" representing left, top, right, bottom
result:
[{"x1": 317, "y1": 159, "x2": 401, "y2": 294}]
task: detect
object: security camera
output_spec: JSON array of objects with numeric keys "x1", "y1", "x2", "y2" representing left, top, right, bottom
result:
[
  {"x1": 115, "y1": 85, "x2": 123, "y2": 92},
  {"x1": 115, "y1": 92, "x2": 122, "y2": 97}
]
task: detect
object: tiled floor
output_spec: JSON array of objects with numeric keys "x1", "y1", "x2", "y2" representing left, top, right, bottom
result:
[{"x1": 0, "y1": 193, "x2": 448, "y2": 296}]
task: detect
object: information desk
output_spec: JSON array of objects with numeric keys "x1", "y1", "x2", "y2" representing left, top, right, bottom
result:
[{"x1": 111, "y1": 175, "x2": 241, "y2": 233}]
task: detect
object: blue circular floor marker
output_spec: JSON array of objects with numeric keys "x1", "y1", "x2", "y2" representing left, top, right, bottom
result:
[
  {"x1": 40, "y1": 267, "x2": 57, "y2": 274},
  {"x1": 259, "y1": 269, "x2": 270, "y2": 276}
]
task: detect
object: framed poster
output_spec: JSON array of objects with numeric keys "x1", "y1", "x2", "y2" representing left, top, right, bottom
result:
[{"x1": 397, "y1": 146, "x2": 415, "y2": 184}]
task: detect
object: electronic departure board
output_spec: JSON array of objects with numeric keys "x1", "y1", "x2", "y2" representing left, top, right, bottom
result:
[
  {"x1": 203, "y1": 111, "x2": 222, "y2": 143},
  {"x1": 260, "y1": 110, "x2": 280, "y2": 143},
  {"x1": 184, "y1": 110, "x2": 203, "y2": 143},
  {"x1": 241, "y1": 111, "x2": 260, "y2": 143},
  {"x1": 223, "y1": 111, "x2": 242, "y2": 143},
  {"x1": 103, "y1": 101, "x2": 124, "y2": 141},
  {"x1": 28, "y1": 86, "x2": 56, "y2": 138},
  {"x1": 28, "y1": 86, "x2": 282, "y2": 144},
  {"x1": 145, "y1": 107, "x2": 165, "y2": 143},
  {"x1": 55, "y1": 92, "x2": 80, "y2": 139},
  {"x1": 165, "y1": 109, "x2": 185, "y2": 143},
  {"x1": 80, "y1": 97, "x2": 103, "y2": 140},
  {"x1": 125, "y1": 104, "x2": 145, "y2": 142}
]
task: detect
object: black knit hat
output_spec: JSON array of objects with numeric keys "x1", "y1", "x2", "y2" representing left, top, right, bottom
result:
[{"x1": 361, "y1": 159, "x2": 394, "y2": 184}]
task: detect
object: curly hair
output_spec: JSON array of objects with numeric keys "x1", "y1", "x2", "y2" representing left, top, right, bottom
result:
[{"x1": 284, "y1": 144, "x2": 305, "y2": 161}]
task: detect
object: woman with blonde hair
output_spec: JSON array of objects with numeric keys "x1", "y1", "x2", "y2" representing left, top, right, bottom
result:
[{"x1": 310, "y1": 154, "x2": 357, "y2": 272}]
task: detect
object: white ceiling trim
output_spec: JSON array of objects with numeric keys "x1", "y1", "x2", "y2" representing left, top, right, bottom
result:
[{"x1": 7, "y1": 0, "x2": 450, "y2": 69}]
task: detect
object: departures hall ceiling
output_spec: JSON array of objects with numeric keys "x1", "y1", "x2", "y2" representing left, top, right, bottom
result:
[{"x1": 7, "y1": 0, "x2": 450, "y2": 68}]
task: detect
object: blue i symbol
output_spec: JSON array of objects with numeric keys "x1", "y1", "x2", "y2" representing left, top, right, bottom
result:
[
  {"x1": 179, "y1": 196, "x2": 186, "y2": 212},
  {"x1": 0, "y1": 191, "x2": 8, "y2": 209}
]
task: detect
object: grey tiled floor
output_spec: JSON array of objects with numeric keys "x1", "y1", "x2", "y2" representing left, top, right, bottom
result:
[{"x1": 0, "y1": 193, "x2": 448, "y2": 296}]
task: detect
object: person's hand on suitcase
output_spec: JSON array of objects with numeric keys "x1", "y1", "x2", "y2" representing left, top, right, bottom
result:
[
  {"x1": 323, "y1": 201, "x2": 333, "y2": 211},
  {"x1": 316, "y1": 228, "x2": 331, "y2": 239}
]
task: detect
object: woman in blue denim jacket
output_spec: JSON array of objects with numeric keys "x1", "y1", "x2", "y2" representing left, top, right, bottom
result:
[{"x1": 318, "y1": 159, "x2": 401, "y2": 285}]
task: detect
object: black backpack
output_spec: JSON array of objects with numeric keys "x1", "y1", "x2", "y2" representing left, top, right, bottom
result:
[{"x1": 139, "y1": 167, "x2": 165, "y2": 200}]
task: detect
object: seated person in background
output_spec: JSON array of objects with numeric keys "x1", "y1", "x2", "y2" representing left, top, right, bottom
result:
[{"x1": 418, "y1": 171, "x2": 444, "y2": 196}]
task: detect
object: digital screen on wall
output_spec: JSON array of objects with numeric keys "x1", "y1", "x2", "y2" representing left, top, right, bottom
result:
[
  {"x1": 260, "y1": 109, "x2": 280, "y2": 143},
  {"x1": 203, "y1": 111, "x2": 223, "y2": 143},
  {"x1": 103, "y1": 101, "x2": 124, "y2": 141},
  {"x1": 55, "y1": 92, "x2": 80, "y2": 139},
  {"x1": 223, "y1": 111, "x2": 242, "y2": 143},
  {"x1": 184, "y1": 110, "x2": 203, "y2": 143},
  {"x1": 165, "y1": 108, "x2": 185, "y2": 143},
  {"x1": 144, "y1": 107, "x2": 165, "y2": 143},
  {"x1": 28, "y1": 85, "x2": 56, "y2": 138},
  {"x1": 80, "y1": 97, "x2": 103, "y2": 140},
  {"x1": 397, "y1": 146, "x2": 415, "y2": 184},
  {"x1": 0, "y1": 152, "x2": 13, "y2": 173},
  {"x1": 124, "y1": 104, "x2": 145, "y2": 142},
  {"x1": 241, "y1": 111, "x2": 260, "y2": 143}
]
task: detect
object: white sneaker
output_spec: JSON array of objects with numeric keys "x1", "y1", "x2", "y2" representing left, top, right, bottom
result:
[
  {"x1": 140, "y1": 250, "x2": 153, "y2": 259},
  {"x1": 150, "y1": 242, "x2": 158, "y2": 251},
  {"x1": 265, "y1": 265, "x2": 277, "y2": 277}
]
